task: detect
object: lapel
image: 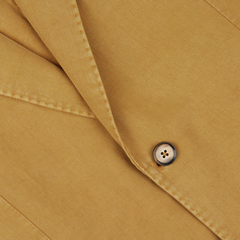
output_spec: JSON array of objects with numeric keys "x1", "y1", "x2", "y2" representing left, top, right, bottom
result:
[
  {"x1": 15, "y1": 0, "x2": 122, "y2": 145},
  {"x1": 15, "y1": 0, "x2": 151, "y2": 200}
]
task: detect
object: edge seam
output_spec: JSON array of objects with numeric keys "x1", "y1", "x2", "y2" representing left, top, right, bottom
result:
[
  {"x1": 0, "y1": 88, "x2": 96, "y2": 118},
  {"x1": 203, "y1": 0, "x2": 240, "y2": 31},
  {"x1": 0, "y1": 195, "x2": 52, "y2": 240}
]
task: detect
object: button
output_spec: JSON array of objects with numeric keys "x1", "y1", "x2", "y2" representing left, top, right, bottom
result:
[{"x1": 153, "y1": 142, "x2": 177, "y2": 166}]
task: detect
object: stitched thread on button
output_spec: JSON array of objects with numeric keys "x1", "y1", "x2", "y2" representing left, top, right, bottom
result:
[{"x1": 161, "y1": 150, "x2": 169, "y2": 158}]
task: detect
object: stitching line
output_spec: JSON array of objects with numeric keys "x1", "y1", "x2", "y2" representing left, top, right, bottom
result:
[
  {"x1": 203, "y1": 0, "x2": 240, "y2": 31},
  {"x1": 70, "y1": 1, "x2": 231, "y2": 239},
  {"x1": 0, "y1": 88, "x2": 96, "y2": 118},
  {"x1": 70, "y1": 0, "x2": 121, "y2": 142},
  {"x1": 0, "y1": 195, "x2": 52, "y2": 240}
]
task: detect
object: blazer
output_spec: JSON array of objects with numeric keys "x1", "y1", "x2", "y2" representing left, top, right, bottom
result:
[{"x1": 0, "y1": 0, "x2": 239, "y2": 239}]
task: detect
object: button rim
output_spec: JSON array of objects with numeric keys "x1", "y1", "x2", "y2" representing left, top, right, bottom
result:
[{"x1": 153, "y1": 142, "x2": 177, "y2": 166}]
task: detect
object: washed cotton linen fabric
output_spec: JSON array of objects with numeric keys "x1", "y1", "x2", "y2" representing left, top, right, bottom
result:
[{"x1": 0, "y1": 0, "x2": 240, "y2": 239}]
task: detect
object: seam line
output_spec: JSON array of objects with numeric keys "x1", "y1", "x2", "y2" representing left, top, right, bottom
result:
[
  {"x1": 0, "y1": 88, "x2": 96, "y2": 118},
  {"x1": 0, "y1": 195, "x2": 52, "y2": 240},
  {"x1": 70, "y1": 0, "x2": 122, "y2": 142},
  {"x1": 203, "y1": 0, "x2": 240, "y2": 31}
]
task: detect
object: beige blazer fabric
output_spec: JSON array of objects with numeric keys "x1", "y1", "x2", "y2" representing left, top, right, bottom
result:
[{"x1": 0, "y1": 0, "x2": 240, "y2": 239}]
